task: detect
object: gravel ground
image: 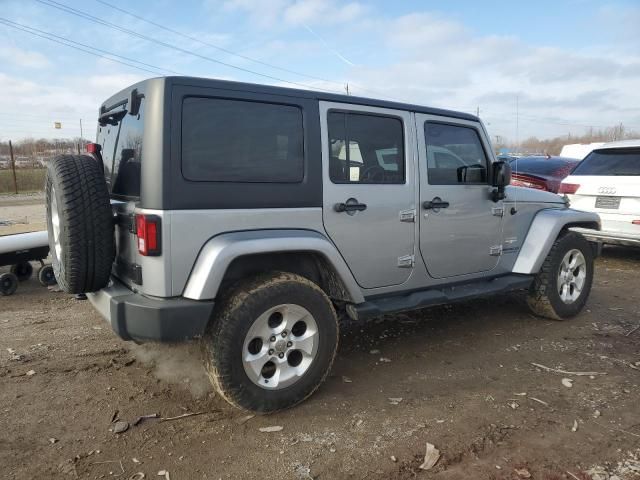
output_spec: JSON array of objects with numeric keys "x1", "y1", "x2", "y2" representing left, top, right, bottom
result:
[
  {"x1": 1, "y1": 247, "x2": 639, "y2": 480},
  {"x1": 0, "y1": 194, "x2": 46, "y2": 235}
]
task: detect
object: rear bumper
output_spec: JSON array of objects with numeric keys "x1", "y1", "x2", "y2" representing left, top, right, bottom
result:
[
  {"x1": 87, "y1": 277, "x2": 214, "y2": 342},
  {"x1": 571, "y1": 227, "x2": 640, "y2": 248}
]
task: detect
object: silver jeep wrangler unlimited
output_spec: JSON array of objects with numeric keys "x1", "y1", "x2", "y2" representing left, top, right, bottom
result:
[{"x1": 45, "y1": 76, "x2": 600, "y2": 412}]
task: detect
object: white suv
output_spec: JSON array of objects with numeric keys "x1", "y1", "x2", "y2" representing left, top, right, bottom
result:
[{"x1": 560, "y1": 139, "x2": 640, "y2": 247}]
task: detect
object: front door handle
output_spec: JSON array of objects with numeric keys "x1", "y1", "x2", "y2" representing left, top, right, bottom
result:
[
  {"x1": 422, "y1": 197, "x2": 450, "y2": 210},
  {"x1": 335, "y1": 198, "x2": 367, "y2": 213}
]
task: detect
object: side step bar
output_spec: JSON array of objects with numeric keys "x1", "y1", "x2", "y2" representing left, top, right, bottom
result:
[{"x1": 349, "y1": 274, "x2": 533, "y2": 320}]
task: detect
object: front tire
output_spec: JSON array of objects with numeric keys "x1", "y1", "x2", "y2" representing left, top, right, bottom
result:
[
  {"x1": 0, "y1": 272, "x2": 19, "y2": 296},
  {"x1": 203, "y1": 272, "x2": 339, "y2": 413},
  {"x1": 527, "y1": 232, "x2": 594, "y2": 320}
]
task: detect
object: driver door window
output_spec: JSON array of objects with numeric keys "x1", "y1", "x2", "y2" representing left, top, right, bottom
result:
[
  {"x1": 425, "y1": 122, "x2": 488, "y2": 185},
  {"x1": 328, "y1": 111, "x2": 405, "y2": 184}
]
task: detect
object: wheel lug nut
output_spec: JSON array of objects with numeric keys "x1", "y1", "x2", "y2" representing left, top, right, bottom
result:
[
  {"x1": 278, "y1": 352, "x2": 284, "y2": 359},
  {"x1": 281, "y1": 331, "x2": 287, "y2": 338},
  {"x1": 268, "y1": 349, "x2": 274, "y2": 355},
  {"x1": 270, "y1": 335, "x2": 276, "y2": 342},
  {"x1": 287, "y1": 341, "x2": 292, "y2": 348}
]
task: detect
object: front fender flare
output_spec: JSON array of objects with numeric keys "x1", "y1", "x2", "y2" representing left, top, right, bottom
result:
[
  {"x1": 512, "y1": 208, "x2": 600, "y2": 275},
  {"x1": 182, "y1": 229, "x2": 364, "y2": 303}
]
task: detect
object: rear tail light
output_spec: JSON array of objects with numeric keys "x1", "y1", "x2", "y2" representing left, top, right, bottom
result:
[
  {"x1": 135, "y1": 214, "x2": 161, "y2": 256},
  {"x1": 558, "y1": 182, "x2": 580, "y2": 194},
  {"x1": 511, "y1": 174, "x2": 548, "y2": 191},
  {"x1": 86, "y1": 142, "x2": 101, "y2": 154},
  {"x1": 633, "y1": 220, "x2": 640, "y2": 226}
]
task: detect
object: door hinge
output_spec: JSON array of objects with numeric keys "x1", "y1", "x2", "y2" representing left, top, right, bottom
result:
[
  {"x1": 489, "y1": 245, "x2": 503, "y2": 256},
  {"x1": 399, "y1": 209, "x2": 416, "y2": 223},
  {"x1": 397, "y1": 254, "x2": 415, "y2": 268},
  {"x1": 491, "y1": 206, "x2": 504, "y2": 217}
]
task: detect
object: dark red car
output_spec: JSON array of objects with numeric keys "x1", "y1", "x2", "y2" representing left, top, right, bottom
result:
[{"x1": 509, "y1": 156, "x2": 579, "y2": 193}]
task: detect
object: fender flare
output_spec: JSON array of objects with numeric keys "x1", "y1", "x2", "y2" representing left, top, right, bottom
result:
[
  {"x1": 512, "y1": 208, "x2": 600, "y2": 274},
  {"x1": 182, "y1": 229, "x2": 364, "y2": 303}
]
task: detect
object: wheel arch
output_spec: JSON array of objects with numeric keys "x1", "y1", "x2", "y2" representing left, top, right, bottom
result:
[
  {"x1": 182, "y1": 229, "x2": 364, "y2": 304},
  {"x1": 512, "y1": 208, "x2": 601, "y2": 275}
]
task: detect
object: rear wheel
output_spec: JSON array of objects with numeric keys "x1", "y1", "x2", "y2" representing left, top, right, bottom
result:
[
  {"x1": 202, "y1": 272, "x2": 339, "y2": 413},
  {"x1": 0, "y1": 272, "x2": 19, "y2": 296},
  {"x1": 10, "y1": 262, "x2": 33, "y2": 282},
  {"x1": 527, "y1": 232, "x2": 594, "y2": 320},
  {"x1": 37, "y1": 265, "x2": 57, "y2": 286}
]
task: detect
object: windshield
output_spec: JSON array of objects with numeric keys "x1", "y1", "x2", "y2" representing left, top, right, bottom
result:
[
  {"x1": 571, "y1": 148, "x2": 640, "y2": 176},
  {"x1": 96, "y1": 99, "x2": 144, "y2": 198}
]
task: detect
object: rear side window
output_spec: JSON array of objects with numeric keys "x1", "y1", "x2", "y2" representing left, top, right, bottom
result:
[
  {"x1": 424, "y1": 122, "x2": 488, "y2": 185},
  {"x1": 571, "y1": 149, "x2": 640, "y2": 176},
  {"x1": 181, "y1": 97, "x2": 304, "y2": 183},
  {"x1": 328, "y1": 112, "x2": 405, "y2": 184},
  {"x1": 97, "y1": 99, "x2": 144, "y2": 199}
]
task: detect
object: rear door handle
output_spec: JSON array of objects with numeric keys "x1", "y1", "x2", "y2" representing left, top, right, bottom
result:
[
  {"x1": 422, "y1": 197, "x2": 450, "y2": 210},
  {"x1": 335, "y1": 198, "x2": 367, "y2": 213}
]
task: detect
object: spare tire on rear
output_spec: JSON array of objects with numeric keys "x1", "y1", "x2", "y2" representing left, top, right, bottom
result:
[{"x1": 45, "y1": 154, "x2": 115, "y2": 293}]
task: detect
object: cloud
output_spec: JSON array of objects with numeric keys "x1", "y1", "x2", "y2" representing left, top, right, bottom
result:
[
  {"x1": 215, "y1": 0, "x2": 367, "y2": 27},
  {"x1": 0, "y1": 45, "x2": 50, "y2": 69},
  {"x1": 284, "y1": 0, "x2": 367, "y2": 26}
]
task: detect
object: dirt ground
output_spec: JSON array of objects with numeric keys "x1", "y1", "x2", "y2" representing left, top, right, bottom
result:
[
  {"x1": 0, "y1": 193, "x2": 46, "y2": 235},
  {"x1": 1, "y1": 245, "x2": 639, "y2": 479}
]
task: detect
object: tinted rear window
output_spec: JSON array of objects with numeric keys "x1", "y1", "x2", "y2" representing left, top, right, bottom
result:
[
  {"x1": 511, "y1": 157, "x2": 577, "y2": 176},
  {"x1": 572, "y1": 148, "x2": 640, "y2": 176},
  {"x1": 181, "y1": 97, "x2": 304, "y2": 183},
  {"x1": 97, "y1": 100, "x2": 144, "y2": 198}
]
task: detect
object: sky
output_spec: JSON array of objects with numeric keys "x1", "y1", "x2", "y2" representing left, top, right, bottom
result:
[{"x1": 0, "y1": 0, "x2": 639, "y2": 143}]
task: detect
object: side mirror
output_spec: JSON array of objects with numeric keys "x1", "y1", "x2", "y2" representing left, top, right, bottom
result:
[{"x1": 490, "y1": 160, "x2": 511, "y2": 202}]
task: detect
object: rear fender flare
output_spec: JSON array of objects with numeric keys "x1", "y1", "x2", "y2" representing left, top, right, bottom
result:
[{"x1": 182, "y1": 229, "x2": 364, "y2": 303}]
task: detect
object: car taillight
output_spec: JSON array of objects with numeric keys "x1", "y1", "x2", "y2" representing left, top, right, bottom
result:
[
  {"x1": 511, "y1": 174, "x2": 548, "y2": 191},
  {"x1": 558, "y1": 182, "x2": 580, "y2": 194},
  {"x1": 135, "y1": 214, "x2": 161, "y2": 256},
  {"x1": 633, "y1": 220, "x2": 640, "y2": 226},
  {"x1": 86, "y1": 142, "x2": 101, "y2": 154}
]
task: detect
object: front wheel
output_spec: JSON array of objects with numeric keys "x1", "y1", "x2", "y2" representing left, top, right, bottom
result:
[
  {"x1": 0, "y1": 272, "x2": 19, "y2": 296},
  {"x1": 527, "y1": 232, "x2": 594, "y2": 320},
  {"x1": 202, "y1": 272, "x2": 339, "y2": 413}
]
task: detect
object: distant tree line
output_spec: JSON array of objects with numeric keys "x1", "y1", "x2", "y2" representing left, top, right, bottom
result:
[
  {"x1": 0, "y1": 137, "x2": 86, "y2": 169},
  {"x1": 494, "y1": 124, "x2": 639, "y2": 156}
]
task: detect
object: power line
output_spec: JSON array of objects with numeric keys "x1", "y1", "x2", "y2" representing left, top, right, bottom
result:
[
  {"x1": 95, "y1": 0, "x2": 344, "y2": 87},
  {"x1": 36, "y1": 0, "x2": 343, "y2": 94},
  {"x1": 0, "y1": 18, "x2": 181, "y2": 75},
  {"x1": 0, "y1": 18, "x2": 170, "y2": 75},
  {"x1": 40, "y1": 0, "x2": 416, "y2": 103}
]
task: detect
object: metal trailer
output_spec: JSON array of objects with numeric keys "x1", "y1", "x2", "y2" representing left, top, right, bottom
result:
[{"x1": 0, "y1": 231, "x2": 56, "y2": 295}]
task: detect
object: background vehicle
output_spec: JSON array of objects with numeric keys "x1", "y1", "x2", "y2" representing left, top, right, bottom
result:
[
  {"x1": 510, "y1": 156, "x2": 579, "y2": 193},
  {"x1": 0, "y1": 231, "x2": 56, "y2": 295},
  {"x1": 45, "y1": 77, "x2": 600, "y2": 413},
  {"x1": 560, "y1": 140, "x2": 640, "y2": 247}
]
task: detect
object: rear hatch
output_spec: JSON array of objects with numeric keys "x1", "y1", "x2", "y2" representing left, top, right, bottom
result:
[
  {"x1": 561, "y1": 147, "x2": 640, "y2": 236},
  {"x1": 96, "y1": 91, "x2": 144, "y2": 288}
]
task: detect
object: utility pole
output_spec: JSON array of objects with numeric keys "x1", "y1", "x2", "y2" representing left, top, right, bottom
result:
[
  {"x1": 9, "y1": 140, "x2": 18, "y2": 194},
  {"x1": 476, "y1": 106, "x2": 480, "y2": 117},
  {"x1": 515, "y1": 95, "x2": 519, "y2": 154},
  {"x1": 79, "y1": 118, "x2": 84, "y2": 147},
  {"x1": 345, "y1": 83, "x2": 350, "y2": 96}
]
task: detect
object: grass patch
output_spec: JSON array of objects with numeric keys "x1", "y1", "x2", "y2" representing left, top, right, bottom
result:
[{"x1": 0, "y1": 168, "x2": 46, "y2": 194}]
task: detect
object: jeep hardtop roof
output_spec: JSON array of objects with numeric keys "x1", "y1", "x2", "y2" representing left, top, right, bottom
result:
[{"x1": 99, "y1": 76, "x2": 479, "y2": 122}]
